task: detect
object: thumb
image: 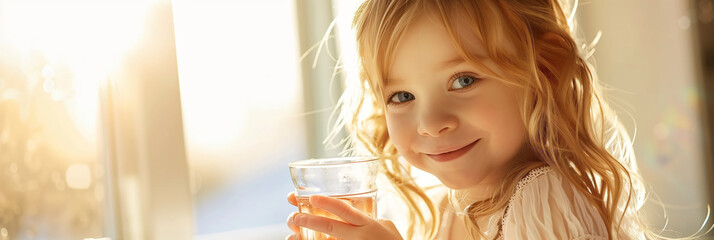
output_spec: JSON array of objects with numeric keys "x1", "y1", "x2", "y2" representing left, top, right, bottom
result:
[
  {"x1": 378, "y1": 219, "x2": 397, "y2": 229},
  {"x1": 377, "y1": 219, "x2": 403, "y2": 240}
]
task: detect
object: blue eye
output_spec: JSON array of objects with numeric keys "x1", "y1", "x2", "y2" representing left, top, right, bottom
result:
[
  {"x1": 389, "y1": 91, "x2": 415, "y2": 103},
  {"x1": 451, "y1": 75, "x2": 478, "y2": 89}
]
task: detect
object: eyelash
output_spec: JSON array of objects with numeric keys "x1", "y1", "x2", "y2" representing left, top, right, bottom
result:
[
  {"x1": 449, "y1": 72, "x2": 480, "y2": 91},
  {"x1": 385, "y1": 71, "x2": 481, "y2": 105},
  {"x1": 385, "y1": 92, "x2": 410, "y2": 106}
]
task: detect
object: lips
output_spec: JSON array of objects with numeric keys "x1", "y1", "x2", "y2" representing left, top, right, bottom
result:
[{"x1": 425, "y1": 139, "x2": 479, "y2": 162}]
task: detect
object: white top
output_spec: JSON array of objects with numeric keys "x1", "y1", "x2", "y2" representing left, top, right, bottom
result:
[{"x1": 434, "y1": 166, "x2": 646, "y2": 240}]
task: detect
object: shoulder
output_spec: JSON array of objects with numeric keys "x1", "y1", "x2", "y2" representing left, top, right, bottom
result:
[{"x1": 501, "y1": 166, "x2": 609, "y2": 240}]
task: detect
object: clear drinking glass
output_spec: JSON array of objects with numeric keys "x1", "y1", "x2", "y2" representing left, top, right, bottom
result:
[{"x1": 289, "y1": 157, "x2": 379, "y2": 240}]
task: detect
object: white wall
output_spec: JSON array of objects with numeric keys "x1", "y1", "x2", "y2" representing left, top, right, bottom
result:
[{"x1": 579, "y1": 0, "x2": 711, "y2": 236}]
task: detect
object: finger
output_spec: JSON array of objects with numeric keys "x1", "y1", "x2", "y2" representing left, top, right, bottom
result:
[
  {"x1": 309, "y1": 195, "x2": 373, "y2": 226},
  {"x1": 284, "y1": 233, "x2": 300, "y2": 240},
  {"x1": 287, "y1": 192, "x2": 297, "y2": 206},
  {"x1": 378, "y1": 219, "x2": 398, "y2": 231},
  {"x1": 293, "y1": 213, "x2": 356, "y2": 239},
  {"x1": 287, "y1": 212, "x2": 300, "y2": 233}
]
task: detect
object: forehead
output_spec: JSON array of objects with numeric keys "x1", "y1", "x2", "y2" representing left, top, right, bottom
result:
[{"x1": 387, "y1": 10, "x2": 488, "y2": 82}]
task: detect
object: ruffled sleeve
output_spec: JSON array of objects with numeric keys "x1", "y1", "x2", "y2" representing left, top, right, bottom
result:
[{"x1": 501, "y1": 167, "x2": 609, "y2": 240}]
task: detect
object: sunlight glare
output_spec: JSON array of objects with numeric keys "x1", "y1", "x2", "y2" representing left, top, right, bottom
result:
[{"x1": 0, "y1": 0, "x2": 153, "y2": 140}]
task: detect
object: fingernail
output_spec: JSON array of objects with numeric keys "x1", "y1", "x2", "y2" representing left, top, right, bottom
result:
[{"x1": 309, "y1": 195, "x2": 323, "y2": 204}]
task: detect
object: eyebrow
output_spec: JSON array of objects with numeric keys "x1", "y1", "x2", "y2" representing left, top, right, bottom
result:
[
  {"x1": 387, "y1": 54, "x2": 490, "y2": 84},
  {"x1": 440, "y1": 57, "x2": 467, "y2": 69},
  {"x1": 440, "y1": 53, "x2": 491, "y2": 69}
]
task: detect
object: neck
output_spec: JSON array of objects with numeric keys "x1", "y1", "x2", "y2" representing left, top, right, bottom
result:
[
  {"x1": 449, "y1": 169, "x2": 504, "y2": 211},
  {"x1": 450, "y1": 142, "x2": 540, "y2": 210}
]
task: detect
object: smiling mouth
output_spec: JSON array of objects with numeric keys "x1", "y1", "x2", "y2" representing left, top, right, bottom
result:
[{"x1": 425, "y1": 139, "x2": 479, "y2": 162}]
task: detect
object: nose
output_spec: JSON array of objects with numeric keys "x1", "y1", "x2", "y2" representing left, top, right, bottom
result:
[{"x1": 416, "y1": 103, "x2": 458, "y2": 137}]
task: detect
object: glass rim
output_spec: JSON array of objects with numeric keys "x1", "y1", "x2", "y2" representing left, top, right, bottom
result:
[{"x1": 288, "y1": 156, "x2": 378, "y2": 167}]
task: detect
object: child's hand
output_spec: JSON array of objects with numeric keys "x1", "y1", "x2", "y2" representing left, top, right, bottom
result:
[
  {"x1": 286, "y1": 192, "x2": 301, "y2": 237},
  {"x1": 286, "y1": 192, "x2": 403, "y2": 240}
]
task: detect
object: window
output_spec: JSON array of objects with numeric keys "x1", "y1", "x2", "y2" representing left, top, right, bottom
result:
[
  {"x1": 0, "y1": 0, "x2": 150, "y2": 238},
  {"x1": 172, "y1": 0, "x2": 306, "y2": 238}
]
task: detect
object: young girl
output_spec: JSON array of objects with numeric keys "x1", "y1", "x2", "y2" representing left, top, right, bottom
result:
[{"x1": 286, "y1": 0, "x2": 659, "y2": 239}]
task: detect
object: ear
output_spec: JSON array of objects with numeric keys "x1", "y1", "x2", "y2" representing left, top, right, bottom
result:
[{"x1": 537, "y1": 32, "x2": 574, "y2": 83}]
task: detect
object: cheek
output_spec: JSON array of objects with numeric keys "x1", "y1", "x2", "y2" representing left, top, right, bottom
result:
[
  {"x1": 487, "y1": 104, "x2": 527, "y2": 161},
  {"x1": 385, "y1": 113, "x2": 424, "y2": 166},
  {"x1": 385, "y1": 114, "x2": 410, "y2": 149},
  {"x1": 491, "y1": 119, "x2": 527, "y2": 159},
  {"x1": 386, "y1": 115, "x2": 429, "y2": 171},
  {"x1": 465, "y1": 95, "x2": 527, "y2": 162}
]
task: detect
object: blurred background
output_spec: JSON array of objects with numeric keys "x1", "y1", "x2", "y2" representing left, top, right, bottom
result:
[{"x1": 0, "y1": 0, "x2": 712, "y2": 239}]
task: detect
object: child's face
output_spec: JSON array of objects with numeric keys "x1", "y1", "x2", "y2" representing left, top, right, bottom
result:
[{"x1": 384, "y1": 13, "x2": 529, "y2": 189}]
